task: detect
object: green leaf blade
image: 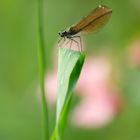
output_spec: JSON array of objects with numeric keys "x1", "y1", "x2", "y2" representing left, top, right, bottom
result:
[{"x1": 53, "y1": 47, "x2": 85, "y2": 140}]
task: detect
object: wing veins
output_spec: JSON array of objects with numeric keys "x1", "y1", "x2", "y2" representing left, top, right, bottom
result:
[{"x1": 77, "y1": 10, "x2": 112, "y2": 33}]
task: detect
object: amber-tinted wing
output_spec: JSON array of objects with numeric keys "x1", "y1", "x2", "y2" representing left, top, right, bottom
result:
[{"x1": 69, "y1": 5, "x2": 112, "y2": 34}]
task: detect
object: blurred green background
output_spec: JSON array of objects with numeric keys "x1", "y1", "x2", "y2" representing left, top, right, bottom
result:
[{"x1": 0, "y1": 0, "x2": 140, "y2": 140}]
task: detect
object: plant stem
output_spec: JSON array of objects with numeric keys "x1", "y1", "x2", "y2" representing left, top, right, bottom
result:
[{"x1": 37, "y1": 0, "x2": 49, "y2": 139}]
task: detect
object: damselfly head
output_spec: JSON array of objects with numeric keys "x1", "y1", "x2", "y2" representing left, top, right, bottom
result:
[{"x1": 59, "y1": 31, "x2": 68, "y2": 38}]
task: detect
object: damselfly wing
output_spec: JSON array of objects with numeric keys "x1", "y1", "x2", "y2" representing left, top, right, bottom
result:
[{"x1": 69, "y1": 5, "x2": 112, "y2": 34}]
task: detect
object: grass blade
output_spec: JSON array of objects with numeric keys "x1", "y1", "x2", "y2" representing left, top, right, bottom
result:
[{"x1": 51, "y1": 47, "x2": 85, "y2": 140}]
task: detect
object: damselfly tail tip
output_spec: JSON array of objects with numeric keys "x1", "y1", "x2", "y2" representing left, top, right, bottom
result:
[{"x1": 98, "y1": 4, "x2": 112, "y2": 12}]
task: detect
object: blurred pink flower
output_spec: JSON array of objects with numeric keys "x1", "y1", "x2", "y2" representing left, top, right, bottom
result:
[
  {"x1": 71, "y1": 57, "x2": 122, "y2": 128},
  {"x1": 76, "y1": 57, "x2": 112, "y2": 97},
  {"x1": 45, "y1": 72, "x2": 57, "y2": 105},
  {"x1": 126, "y1": 38, "x2": 140, "y2": 67},
  {"x1": 71, "y1": 92, "x2": 120, "y2": 128},
  {"x1": 45, "y1": 55, "x2": 122, "y2": 128}
]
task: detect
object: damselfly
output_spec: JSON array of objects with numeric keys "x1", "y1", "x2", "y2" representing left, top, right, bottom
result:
[{"x1": 58, "y1": 5, "x2": 112, "y2": 51}]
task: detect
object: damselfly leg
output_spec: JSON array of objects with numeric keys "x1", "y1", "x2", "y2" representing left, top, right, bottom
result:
[
  {"x1": 71, "y1": 36, "x2": 82, "y2": 51},
  {"x1": 58, "y1": 36, "x2": 82, "y2": 52}
]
